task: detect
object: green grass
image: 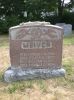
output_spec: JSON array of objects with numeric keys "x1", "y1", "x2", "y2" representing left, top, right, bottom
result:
[
  {"x1": 63, "y1": 32, "x2": 74, "y2": 45},
  {"x1": 0, "y1": 35, "x2": 9, "y2": 47}
]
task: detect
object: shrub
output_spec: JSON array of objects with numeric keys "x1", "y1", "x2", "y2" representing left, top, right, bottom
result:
[
  {"x1": 0, "y1": 15, "x2": 20, "y2": 34},
  {"x1": 0, "y1": 12, "x2": 74, "y2": 35},
  {"x1": 62, "y1": 12, "x2": 74, "y2": 30}
]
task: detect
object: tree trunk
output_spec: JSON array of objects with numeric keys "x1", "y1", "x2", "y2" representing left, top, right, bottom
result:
[{"x1": 58, "y1": 0, "x2": 64, "y2": 22}]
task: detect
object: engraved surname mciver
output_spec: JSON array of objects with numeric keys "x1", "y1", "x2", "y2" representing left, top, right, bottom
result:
[{"x1": 21, "y1": 40, "x2": 52, "y2": 49}]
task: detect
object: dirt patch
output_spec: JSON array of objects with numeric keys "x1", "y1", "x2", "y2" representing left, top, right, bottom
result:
[
  {"x1": 0, "y1": 47, "x2": 10, "y2": 72},
  {"x1": 0, "y1": 86, "x2": 74, "y2": 100},
  {"x1": 63, "y1": 45, "x2": 74, "y2": 61},
  {"x1": 62, "y1": 45, "x2": 74, "y2": 74}
]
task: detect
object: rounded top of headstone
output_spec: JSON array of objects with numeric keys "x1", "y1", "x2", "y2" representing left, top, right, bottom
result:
[
  {"x1": 9, "y1": 21, "x2": 63, "y2": 30},
  {"x1": 19, "y1": 21, "x2": 50, "y2": 26}
]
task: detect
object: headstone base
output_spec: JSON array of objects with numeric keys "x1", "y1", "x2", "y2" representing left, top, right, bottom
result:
[{"x1": 4, "y1": 67, "x2": 65, "y2": 83}]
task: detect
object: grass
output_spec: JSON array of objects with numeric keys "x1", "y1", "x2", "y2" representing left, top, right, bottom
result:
[
  {"x1": 63, "y1": 31, "x2": 74, "y2": 45},
  {"x1": 0, "y1": 33, "x2": 74, "y2": 100},
  {"x1": 0, "y1": 35, "x2": 9, "y2": 47}
]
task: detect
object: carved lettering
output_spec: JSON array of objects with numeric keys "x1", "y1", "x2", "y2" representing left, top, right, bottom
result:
[
  {"x1": 20, "y1": 53, "x2": 55, "y2": 67},
  {"x1": 21, "y1": 40, "x2": 52, "y2": 49}
]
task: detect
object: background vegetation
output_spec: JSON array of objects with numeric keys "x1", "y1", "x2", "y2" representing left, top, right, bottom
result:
[{"x1": 0, "y1": 0, "x2": 74, "y2": 34}]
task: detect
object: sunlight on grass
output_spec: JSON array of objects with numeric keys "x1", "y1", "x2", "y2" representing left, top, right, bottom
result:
[
  {"x1": 0, "y1": 35, "x2": 9, "y2": 47},
  {"x1": 63, "y1": 33, "x2": 74, "y2": 45}
]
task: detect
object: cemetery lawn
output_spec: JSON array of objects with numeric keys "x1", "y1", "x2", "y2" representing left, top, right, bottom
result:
[{"x1": 0, "y1": 33, "x2": 74, "y2": 100}]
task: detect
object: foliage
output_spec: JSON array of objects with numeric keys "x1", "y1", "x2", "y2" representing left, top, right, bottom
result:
[
  {"x1": 0, "y1": 15, "x2": 20, "y2": 34},
  {"x1": 0, "y1": 0, "x2": 74, "y2": 34},
  {"x1": 62, "y1": 12, "x2": 74, "y2": 30}
]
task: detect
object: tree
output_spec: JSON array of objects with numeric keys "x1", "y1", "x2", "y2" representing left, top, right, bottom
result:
[
  {"x1": 57, "y1": 0, "x2": 64, "y2": 22},
  {"x1": 0, "y1": 0, "x2": 74, "y2": 34},
  {"x1": 0, "y1": 0, "x2": 57, "y2": 21},
  {"x1": 57, "y1": 0, "x2": 74, "y2": 22},
  {"x1": 24, "y1": 0, "x2": 57, "y2": 21}
]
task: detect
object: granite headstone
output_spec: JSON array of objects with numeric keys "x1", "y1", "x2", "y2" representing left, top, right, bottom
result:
[
  {"x1": 4, "y1": 22, "x2": 65, "y2": 82},
  {"x1": 56, "y1": 23, "x2": 72, "y2": 36}
]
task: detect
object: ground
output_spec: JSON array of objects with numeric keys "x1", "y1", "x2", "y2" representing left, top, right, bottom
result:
[{"x1": 0, "y1": 34, "x2": 74, "y2": 100}]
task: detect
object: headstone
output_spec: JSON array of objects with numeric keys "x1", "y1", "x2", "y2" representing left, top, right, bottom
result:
[
  {"x1": 4, "y1": 22, "x2": 65, "y2": 82},
  {"x1": 56, "y1": 23, "x2": 72, "y2": 36}
]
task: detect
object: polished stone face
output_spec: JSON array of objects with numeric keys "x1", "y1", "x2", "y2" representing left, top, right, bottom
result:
[{"x1": 9, "y1": 22, "x2": 63, "y2": 69}]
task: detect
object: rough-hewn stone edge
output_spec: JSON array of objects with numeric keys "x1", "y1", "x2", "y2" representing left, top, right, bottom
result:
[{"x1": 4, "y1": 67, "x2": 66, "y2": 83}]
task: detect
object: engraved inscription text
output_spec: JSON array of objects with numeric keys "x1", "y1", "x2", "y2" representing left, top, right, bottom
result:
[{"x1": 21, "y1": 40, "x2": 52, "y2": 49}]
